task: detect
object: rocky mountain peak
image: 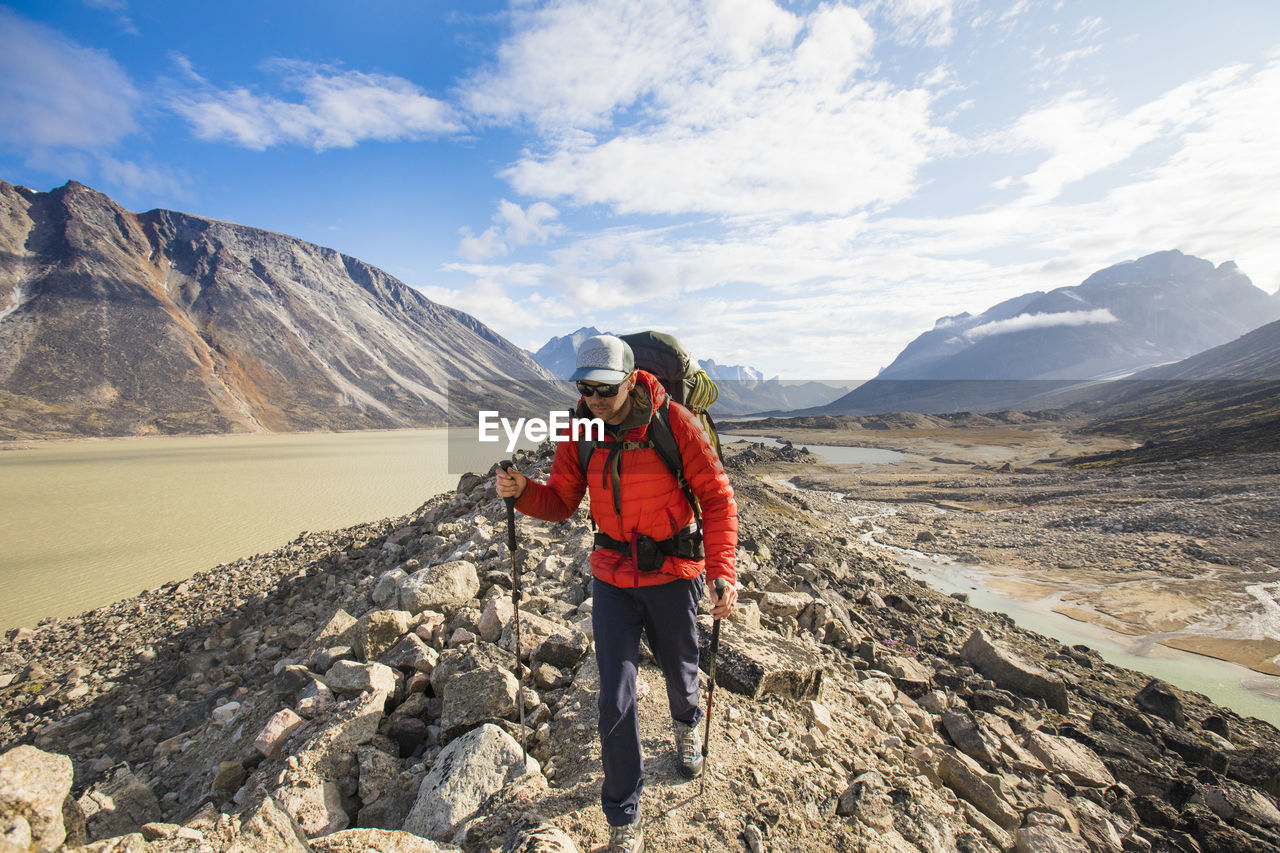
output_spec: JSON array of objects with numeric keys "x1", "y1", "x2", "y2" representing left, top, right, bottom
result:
[
  {"x1": 816, "y1": 250, "x2": 1280, "y2": 416},
  {"x1": 0, "y1": 180, "x2": 563, "y2": 439}
]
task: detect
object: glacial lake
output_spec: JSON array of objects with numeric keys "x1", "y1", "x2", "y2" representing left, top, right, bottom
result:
[{"x1": 0, "y1": 429, "x2": 519, "y2": 631}]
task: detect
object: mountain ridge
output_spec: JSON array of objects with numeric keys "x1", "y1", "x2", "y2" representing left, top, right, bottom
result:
[
  {"x1": 0, "y1": 180, "x2": 562, "y2": 440},
  {"x1": 813, "y1": 250, "x2": 1280, "y2": 416}
]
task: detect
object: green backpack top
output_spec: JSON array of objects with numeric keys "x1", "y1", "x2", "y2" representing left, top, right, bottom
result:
[{"x1": 618, "y1": 330, "x2": 722, "y2": 460}]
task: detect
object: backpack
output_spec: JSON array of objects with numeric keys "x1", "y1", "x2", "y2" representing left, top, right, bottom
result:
[{"x1": 618, "y1": 331, "x2": 722, "y2": 460}]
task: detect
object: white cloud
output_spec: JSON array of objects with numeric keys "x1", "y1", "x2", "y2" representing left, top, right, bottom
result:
[
  {"x1": 457, "y1": 199, "x2": 563, "y2": 261},
  {"x1": 464, "y1": 0, "x2": 947, "y2": 218},
  {"x1": 440, "y1": 9, "x2": 1280, "y2": 377},
  {"x1": 873, "y1": 0, "x2": 956, "y2": 47},
  {"x1": 447, "y1": 53, "x2": 1280, "y2": 377},
  {"x1": 996, "y1": 62, "x2": 1251, "y2": 204},
  {"x1": 0, "y1": 8, "x2": 138, "y2": 154},
  {"x1": 173, "y1": 62, "x2": 462, "y2": 151},
  {"x1": 81, "y1": 0, "x2": 139, "y2": 35},
  {"x1": 966, "y1": 308, "x2": 1118, "y2": 340}
]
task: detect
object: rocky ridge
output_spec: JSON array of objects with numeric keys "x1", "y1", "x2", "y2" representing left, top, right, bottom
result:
[
  {"x1": 0, "y1": 180, "x2": 562, "y2": 439},
  {"x1": 2, "y1": 444, "x2": 1280, "y2": 852}
]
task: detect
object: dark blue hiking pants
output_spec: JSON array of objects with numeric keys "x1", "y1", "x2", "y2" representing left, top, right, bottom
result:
[{"x1": 592, "y1": 575, "x2": 704, "y2": 827}]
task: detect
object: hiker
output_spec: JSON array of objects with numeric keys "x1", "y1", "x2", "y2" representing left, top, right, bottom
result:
[{"x1": 496, "y1": 333, "x2": 738, "y2": 853}]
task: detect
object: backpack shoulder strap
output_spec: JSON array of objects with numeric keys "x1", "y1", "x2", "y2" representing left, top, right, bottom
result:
[{"x1": 649, "y1": 399, "x2": 700, "y2": 526}]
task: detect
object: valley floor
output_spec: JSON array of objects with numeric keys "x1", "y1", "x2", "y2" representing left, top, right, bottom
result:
[{"x1": 728, "y1": 422, "x2": 1280, "y2": 680}]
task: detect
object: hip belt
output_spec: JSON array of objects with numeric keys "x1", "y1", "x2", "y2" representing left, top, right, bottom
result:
[{"x1": 593, "y1": 525, "x2": 705, "y2": 571}]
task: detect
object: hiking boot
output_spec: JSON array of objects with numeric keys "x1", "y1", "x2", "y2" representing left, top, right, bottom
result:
[
  {"x1": 673, "y1": 719, "x2": 705, "y2": 778},
  {"x1": 608, "y1": 821, "x2": 644, "y2": 852}
]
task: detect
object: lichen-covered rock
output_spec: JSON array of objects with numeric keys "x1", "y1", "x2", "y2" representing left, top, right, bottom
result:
[
  {"x1": 440, "y1": 666, "x2": 519, "y2": 737},
  {"x1": 272, "y1": 769, "x2": 348, "y2": 838},
  {"x1": 1135, "y1": 678, "x2": 1185, "y2": 727},
  {"x1": 1021, "y1": 731, "x2": 1115, "y2": 788},
  {"x1": 695, "y1": 617, "x2": 824, "y2": 700},
  {"x1": 356, "y1": 610, "x2": 413, "y2": 661},
  {"x1": 0, "y1": 744, "x2": 75, "y2": 851},
  {"x1": 502, "y1": 820, "x2": 580, "y2": 852},
  {"x1": 233, "y1": 794, "x2": 311, "y2": 853},
  {"x1": 381, "y1": 634, "x2": 439, "y2": 673},
  {"x1": 961, "y1": 629, "x2": 1069, "y2": 713},
  {"x1": 398, "y1": 562, "x2": 479, "y2": 614},
  {"x1": 533, "y1": 630, "x2": 588, "y2": 669},
  {"x1": 325, "y1": 660, "x2": 397, "y2": 696},
  {"x1": 937, "y1": 747, "x2": 1020, "y2": 830},
  {"x1": 403, "y1": 724, "x2": 541, "y2": 843}
]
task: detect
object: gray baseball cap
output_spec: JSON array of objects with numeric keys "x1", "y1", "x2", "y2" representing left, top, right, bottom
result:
[{"x1": 572, "y1": 334, "x2": 635, "y2": 383}]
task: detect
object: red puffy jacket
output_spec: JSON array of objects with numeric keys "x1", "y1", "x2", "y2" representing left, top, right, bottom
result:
[{"x1": 515, "y1": 370, "x2": 737, "y2": 588}]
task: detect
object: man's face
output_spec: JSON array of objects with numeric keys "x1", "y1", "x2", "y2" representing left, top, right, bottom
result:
[{"x1": 582, "y1": 373, "x2": 635, "y2": 424}]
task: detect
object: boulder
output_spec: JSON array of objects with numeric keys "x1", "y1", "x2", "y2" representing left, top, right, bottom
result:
[
  {"x1": 213, "y1": 761, "x2": 248, "y2": 796},
  {"x1": 389, "y1": 718, "x2": 430, "y2": 758},
  {"x1": 836, "y1": 770, "x2": 894, "y2": 831},
  {"x1": 1013, "y1": 825, "x2": 1090, "y2": 852},
  {"x1": 298, "y1": 680, "x2": 337, "y2": 719},
  {"x1": 276, "y1": 664, "x2": 318, "y2": 696},
  {"x1": 534, "y1": 630, "x2": 589, "y2": 669},
  {"x1": 478, "y1": 598, "x2": 514, "y2": 644},
  {"x1": 728, "y1": 599, "x2": 762, "y2": 630},
  {"x1": 441, "y1": 666, "x2": 519, "y2": 737},
  {"x1": 1135, "y1": 679, "x2": 1184, "y2": 727},
  {"x1": 373, "y1": 569, "x2": 409, "y2": 607},
  {"x1": 356, "y1": 610, "x2": 413, "y2": 661},
  {"x1": 879, "y1": 655, "x2": 934, "y2": 696},
  {"x1": 500, "y1": 612, "x2": 564, "y2": 662},
  {"x1": 255, "y1": 708, "x2": 307, "y2": 759},
  {"x1": 310, "y1": 609, "x2": 359, "y2": 650},
  {"x1": 758, "y1": 591, "x2": 810, "y2": 618},
  {"x1": 941, "y1": 711, "x2": 1000, "y2": 767},
  {"x1": 234, "y1": 794, "x2": 311, "y2": 853},
  {"x1": 1021, "y1": 731, "x2": 1115, "y2": 788},
  {"x1": 961, "y1": 629, "x2": 1069, "y2": 713},
  {"x1": 0, "y1": 745, "x2": 75, "y2": 851},
  {"x1": 403, "y1": 723, "x2": 541, "y2": 842},
  {"x1": 1201, "y1": 781, "x2": 1280, "y2": 828},
  {"x1": 326, "y1": 660, "x2": 397, "y2": 696},
  {"x1": 695, "y1": 617, "x2": 824, "y2": 700},
  {"x1": 430, "y1": 643, "x2": 517, "y2": 697},
  {"x1": 937, "y1": 748, "x2": 1020, "y2": 830},
  {"x1": 381, "y1": 634, "x2": 440, "y2": 673},
  {"x1": 292, "y1": 690, "x2": 389, "y2": 779},
  {"x1": 399, "y1": 562, "x2": 480, "y2": 613},
  {"x1": 273, "y1": 769, "x2": 348, "y2": 838},
  {"x1": 356, "y1": 745, "x2": 420, "y2": 830}
]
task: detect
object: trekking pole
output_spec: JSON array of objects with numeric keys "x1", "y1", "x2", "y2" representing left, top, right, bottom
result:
[
  {"x1": 500, "y1": 460, "x2": 528, "y2": 769},
  {"x1": 700, "y1": 578, "x2": 728, "y2": 796}
]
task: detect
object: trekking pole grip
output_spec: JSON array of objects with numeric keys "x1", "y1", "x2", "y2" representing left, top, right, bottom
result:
[{"x1": 499, "y1": 460, "x2": 517, "y2": 509}]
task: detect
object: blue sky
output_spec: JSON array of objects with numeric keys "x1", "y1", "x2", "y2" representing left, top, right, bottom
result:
[{"x1": 3, "y1": 0, "x2": 1279, "y2": 379}]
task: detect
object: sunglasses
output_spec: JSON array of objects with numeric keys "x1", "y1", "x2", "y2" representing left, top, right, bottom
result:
[{"x1": 576, "y1": 380, "x2": 624, "y2": 398}]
